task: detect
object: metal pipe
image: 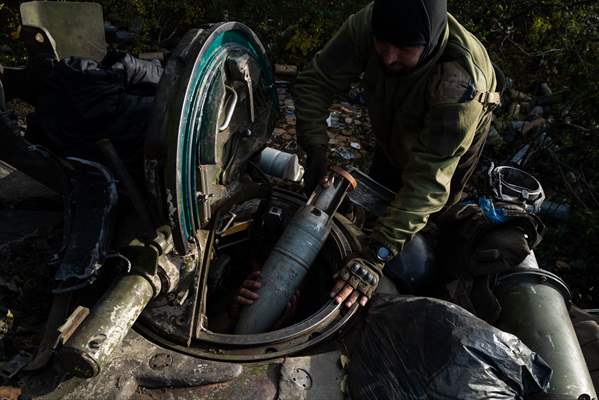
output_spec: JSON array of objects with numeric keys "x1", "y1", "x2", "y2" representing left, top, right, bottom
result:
[
  {"x1": 59, "y1": 274, "x2": 154, "y2": 378},
  {"x1": 235, "y1": 167, "x2": 356, "y2": 334},
  {"x1": 96, "y1": 138, "x2": 155, "y2": 239},
  {"x1": 494, "y1": 252, "x2": 597, "y2": 399}
]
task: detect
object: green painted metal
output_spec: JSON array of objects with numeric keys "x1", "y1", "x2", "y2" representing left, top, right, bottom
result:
[
  {"x1": 175, "y1": 28, "x2": 276, "y2": 244},
  {"x1": 495, "y1": 256, "x2": 597, "y2": 399},
  {"x1": 60, "y1": 274, "x2": 155, "y2": 378}
]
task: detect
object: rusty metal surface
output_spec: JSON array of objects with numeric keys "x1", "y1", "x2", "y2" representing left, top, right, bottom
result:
[
  {"x1": 25, "y1": 330, "x2": 244, "y2": 400},
  {"x1": 278, "y1": 352, "x2": 344, "y2": 400},
  {"x1": 59, "y1": 274, "x2": 155, "y2": 378},
  {"x1": 131, "y1": 364, "x2": 277, "y2": 400},
  {"x1": 137, "y1": 300, "x2": 357, "y2": 362}
]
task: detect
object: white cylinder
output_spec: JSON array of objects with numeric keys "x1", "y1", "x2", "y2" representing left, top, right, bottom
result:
[{"x1": 259, "y1": 147, "x2": 304, "y2": 181}]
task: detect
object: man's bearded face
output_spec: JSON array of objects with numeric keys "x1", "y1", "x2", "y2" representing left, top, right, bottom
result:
[{"x1": 374, "y1": 40, "x2": 424, "y2": 76}]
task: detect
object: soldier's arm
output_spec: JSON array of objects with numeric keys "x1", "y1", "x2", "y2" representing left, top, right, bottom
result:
[
  {"x1": 293, "y1": 3, "x2": 373, "y2": 150},
  {"x1": 370, "y1": 62, "x2": 486, "y2": 256}
]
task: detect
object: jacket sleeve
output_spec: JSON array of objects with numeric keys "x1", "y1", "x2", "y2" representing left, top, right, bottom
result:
[
  {"x1": 370, "y1": 63, "x2": 485, "y2": 256},
  {"x1": 293, "y1": 4, "x2": 373, "y2": 149}
]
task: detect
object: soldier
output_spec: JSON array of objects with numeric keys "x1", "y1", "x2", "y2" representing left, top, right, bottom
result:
[{"x1": 293, "y1": 0, "x2": 500, "y2": 308}]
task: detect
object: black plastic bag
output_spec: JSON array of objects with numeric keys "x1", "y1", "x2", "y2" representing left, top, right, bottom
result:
[
  {"x1": 30, "y1": 53, "x2": 163, "y2": 164},
  {"x1": 348, "y1": 296, "x2": 551, "y2": 399}
]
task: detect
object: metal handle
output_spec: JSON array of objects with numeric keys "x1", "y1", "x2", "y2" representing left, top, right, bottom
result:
[
  {"x1": 243, "y1": 67, "x2": 255, "y2": 123},
  {"x1": 218, "y1": 85, "x2": 238, "y2": 131},
  {"x1": 96, "y1": 138, "x2": 156, "y2": 239}
]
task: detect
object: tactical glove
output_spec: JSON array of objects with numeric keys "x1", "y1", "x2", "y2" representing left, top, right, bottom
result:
[
  {"x1": 335, "y1": 256, "x2": 383, "y2": 300},
  {"x1": 304, "y1": 145, "x2": 328, "y2": 195}
]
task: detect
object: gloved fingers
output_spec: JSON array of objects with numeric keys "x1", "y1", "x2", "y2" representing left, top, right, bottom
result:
[
  {"x1": 349, "y1": 263, "x2": 379, "y2": 287},
  {"x1": 337, "y1": 257, "x2": 381, "y2": 300}
]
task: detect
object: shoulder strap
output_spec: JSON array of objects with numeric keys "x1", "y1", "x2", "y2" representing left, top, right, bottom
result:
[{"x1": 470, "y1": 87, "x2": 501, "y2": 107}]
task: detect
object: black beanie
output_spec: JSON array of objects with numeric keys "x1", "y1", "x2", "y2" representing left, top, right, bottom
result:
[{"x1": 372, "y1": 0, "x2": 448, "y2": 59}]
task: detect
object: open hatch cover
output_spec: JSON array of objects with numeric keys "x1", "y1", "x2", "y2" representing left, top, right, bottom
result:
[{"x1": 145, "y1": 22, "x2": 278, "y2": 255}]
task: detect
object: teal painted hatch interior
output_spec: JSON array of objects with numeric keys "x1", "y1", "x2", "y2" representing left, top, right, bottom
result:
[{"x1": 176, "y1": 27, "x2": 276, "y2": 242}]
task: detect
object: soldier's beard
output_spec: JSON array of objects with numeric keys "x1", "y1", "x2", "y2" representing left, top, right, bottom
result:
[{"x1": 379, "y1": 59, "x2": 419, "y2": 77}]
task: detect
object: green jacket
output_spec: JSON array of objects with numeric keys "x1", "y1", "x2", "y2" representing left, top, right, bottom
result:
[{"x1": 293, "y1": 3, "x2": 497, "y2": 257}]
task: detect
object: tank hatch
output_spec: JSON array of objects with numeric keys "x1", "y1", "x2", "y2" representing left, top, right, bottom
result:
[{"x1": 145, "y1": 22, "x2": 277, "y2": 254}]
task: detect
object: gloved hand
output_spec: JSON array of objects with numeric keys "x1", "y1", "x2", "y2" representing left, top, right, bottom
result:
[
  {"x1": 331, "y1": 255, "x2": 383, "y2": 308},
  {"x1": 304, "y1": 145, "x2": 329, "y2": 195}
]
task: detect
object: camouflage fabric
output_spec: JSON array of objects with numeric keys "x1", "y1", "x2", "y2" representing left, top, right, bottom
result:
[{"x1": 293, "y1": 3, "x2": 497, "y2": 256}]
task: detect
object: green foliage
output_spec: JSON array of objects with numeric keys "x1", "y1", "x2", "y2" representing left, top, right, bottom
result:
[
  {"x1": 446, "y1": 0, "x2": 599, "y2": 284},
  {"x1": 216, "y1": 0, "x2": 369, "y2": 64},
  {"x1": 285, "y1": 23, "x2": 325, "y2": 57},
  {"x1": 0, "y1": 0, "x2": 25, "y2": 64},
  {"x1": 96, "y1": 0, "x2": 206, "y2": 53},
  {"x1": 0, "y1": 0, "x2": 206, "y2": 61},
  {"x1": 530, "y1": 16, "x2": 552, "y2": 42}
]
